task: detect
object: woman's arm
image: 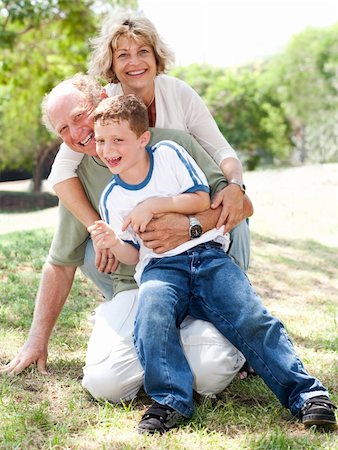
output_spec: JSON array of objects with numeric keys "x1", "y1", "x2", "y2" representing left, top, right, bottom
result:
[
  {"x1": 48, "y1": 144, "x2": 98, "y2": 227},
  {"x1": 177, "y1": 79, "x2": 247, "y2": 227},
  {"x1": 48, "y1": 143, "x2": 84, "y2": 187},
  {"x1": 54, "y1": 177, "x2": 100, "y2": 228}
]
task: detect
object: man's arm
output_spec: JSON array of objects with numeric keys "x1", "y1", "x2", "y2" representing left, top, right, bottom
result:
[{"x1": 0, "y1": 263, "x2": 76, "y2": 375}]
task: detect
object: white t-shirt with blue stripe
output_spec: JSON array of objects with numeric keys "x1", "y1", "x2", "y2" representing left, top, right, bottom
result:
[{"x1": 99, "y1": 140, "x2": 229, "y2": 284}]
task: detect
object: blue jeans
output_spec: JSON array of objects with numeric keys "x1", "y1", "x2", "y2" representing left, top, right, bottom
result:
[
  {"x1": 134, "y1": 243, "x2": 328, "y2": 418},
  {"x1": 79, "y1": 218, "x2": 250, "y2": 299}
]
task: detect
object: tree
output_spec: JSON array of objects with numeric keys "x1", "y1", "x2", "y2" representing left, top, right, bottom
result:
[
  {"x1": 267, "y1": 24, "x2": 338, "y2": 162},
  {"x1": 172, "y1": 63, "x2": 292, "y2": 169},
  {"x1": 0, "y1": 0, "x2": 137, "y2": 190}
]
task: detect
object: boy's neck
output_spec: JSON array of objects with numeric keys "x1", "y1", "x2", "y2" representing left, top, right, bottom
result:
[{"x1": 117, "y1": 148, "x2": 150, "y2": 185}]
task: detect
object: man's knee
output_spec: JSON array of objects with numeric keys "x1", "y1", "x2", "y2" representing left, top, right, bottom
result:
[
  {"x1": 82, "y1": 352, "x2": 144, "y2": 402},
  {"x1": 180, "y1": 317, "x2": 245, "y2": 395},
  {"x1": 191, "y1": 345, "x2": 245, "y2": 395}
]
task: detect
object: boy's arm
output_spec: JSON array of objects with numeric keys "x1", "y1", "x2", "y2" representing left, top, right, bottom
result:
[
  {"x1": 123, "y1": 191, "x2": 210, "y2": 233},
  {"x1": 88, "y1": 221, "x2": 139, "y2": 265}
]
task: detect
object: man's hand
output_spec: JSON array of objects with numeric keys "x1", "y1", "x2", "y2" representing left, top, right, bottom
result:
[
  {"x1": 211, "y1": 185, "x2": 248, "y2": 233},
  {"x1": 0, "y1": 335, "x2": 48, "y2": 375},
  {"x1": 139, "y1": 213, "x2": 189, "y2": 253}
]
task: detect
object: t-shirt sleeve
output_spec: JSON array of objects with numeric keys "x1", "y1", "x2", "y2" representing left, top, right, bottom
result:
[
  {"x1": 150, "y1": 129, "x2": 228, "y2": 197},
  {"x1": 155, "y1": 141, "x2": 210, "y2": 194},
  {"x1": 48, "y1": 143, "x2": 84, "y2": 188}
]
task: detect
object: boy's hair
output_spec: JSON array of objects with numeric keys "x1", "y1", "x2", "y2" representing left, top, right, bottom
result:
[
  {"x1": 88, "y1": 9, "x2": 175, "y2": 83},
  {"x1": 94, "y1": 94, "x2": 149, "y2": 137},
  {"x1": 41, "y1": 73, "x2": 102, "y2": 134}
]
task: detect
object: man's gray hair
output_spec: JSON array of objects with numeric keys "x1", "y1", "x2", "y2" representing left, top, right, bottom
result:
[{"x1": 41, "y1": 73, "x2": 102, "y2": 134}]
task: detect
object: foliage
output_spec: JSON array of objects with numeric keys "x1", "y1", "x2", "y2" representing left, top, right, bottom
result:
[
  {"x1": 267, "y1": 23, "x2": 338, "y2": 162},
  {"x1": 0, "y1": 0, "x2": 137, "y2": 176},
  {"x1": 172, "y1": 64, "x2": 292, "y2": 169},
  {"x1": 0, "y1": 4, "x2": 337, "y2": 181},
  {"x1": 172, "y1": 23, "x2": 338, "y2": 167}
]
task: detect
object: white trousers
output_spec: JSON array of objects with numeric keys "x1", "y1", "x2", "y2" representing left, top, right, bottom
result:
[{"x1": 82, "y1": 289, "x2": 245, "y2": 402}]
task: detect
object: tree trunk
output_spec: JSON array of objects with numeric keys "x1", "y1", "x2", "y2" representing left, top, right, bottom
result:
[{"x1": 32, "y1": 142, "x2": 59, "y2": 193}]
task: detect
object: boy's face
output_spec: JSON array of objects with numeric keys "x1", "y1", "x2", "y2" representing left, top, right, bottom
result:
[
  {"x1": 95, "y1": 119, "x2": 150, "y2": 176},
  {"x1": 48, "y1": 86, "x2": 97, "y2": 156}
]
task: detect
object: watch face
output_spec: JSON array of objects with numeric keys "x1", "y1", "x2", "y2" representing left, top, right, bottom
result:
[{"x1": 190, "y1": 224, "x2": 203, "y2": 239}]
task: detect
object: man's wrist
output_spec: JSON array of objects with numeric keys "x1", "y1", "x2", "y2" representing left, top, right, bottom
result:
[
  {"x1": 188, "y1": 216, "x2": 203, "y2": 239},
  {"x1": 192, "y1": 207, "x2": 220, "y2": 233}
]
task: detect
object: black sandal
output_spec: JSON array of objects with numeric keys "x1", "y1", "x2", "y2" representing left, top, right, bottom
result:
[{"x1": 138, "y1": 401, "x2": 186, "y2": 434}]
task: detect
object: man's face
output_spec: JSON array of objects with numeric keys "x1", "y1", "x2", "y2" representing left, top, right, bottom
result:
[{"x1": 48, "y1": 86, "x2": 97, "y2": 156}]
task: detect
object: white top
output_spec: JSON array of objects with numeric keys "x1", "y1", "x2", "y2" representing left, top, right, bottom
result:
[
  {"x1": 48, "y1": 74, "x2": 238, "y2": 188},
  {"x1": 99, "y1": 140, "x2": 229, "y2": 285}
]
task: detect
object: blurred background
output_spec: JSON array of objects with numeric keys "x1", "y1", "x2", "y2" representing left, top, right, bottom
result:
[{"x1": 0, "y1": 0, "x2": 337, "y2": 200}]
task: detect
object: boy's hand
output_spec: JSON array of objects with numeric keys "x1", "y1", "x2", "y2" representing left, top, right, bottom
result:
[
  {"x1": 88, "y1": 220, "x2": 120, "y2": 250},
  {"x1": 123, "y1": 203, "x2": 154, "y2": 233}
]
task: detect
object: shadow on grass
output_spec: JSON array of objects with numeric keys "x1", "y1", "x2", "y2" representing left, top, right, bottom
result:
[
  {"x1": 0, "y1": 191, "x2": 58, "y2": 212},
  {"x1": 252, "y1": 232, "x2": 338, "y2": 278}
]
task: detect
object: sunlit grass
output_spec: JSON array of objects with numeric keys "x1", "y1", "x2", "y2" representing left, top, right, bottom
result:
[{"x1": 0, "y1": 228, "x2": 337, "y2": 449}]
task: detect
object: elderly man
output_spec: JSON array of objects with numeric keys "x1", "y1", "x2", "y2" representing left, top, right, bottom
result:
[{"x1": 1, "y1": 74, "x2": 254, "y2": 401}]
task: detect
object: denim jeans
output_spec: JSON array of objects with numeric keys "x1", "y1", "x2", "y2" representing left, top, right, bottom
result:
[
  {"x1": 80, "y1": 239, "x2": 245, "y2": 400},
  {"x1": 134, "y1": 243, "x2": 328, "y2": 418}
]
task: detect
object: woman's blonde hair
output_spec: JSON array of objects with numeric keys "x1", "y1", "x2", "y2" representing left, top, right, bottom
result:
[{"x1": 88, "y1": 10, "x2": 175, "y2": 83}]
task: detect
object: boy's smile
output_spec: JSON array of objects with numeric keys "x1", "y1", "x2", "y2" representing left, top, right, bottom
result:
[{"x1": 95, "y1": 119, "x2": 150, "y2": 184}]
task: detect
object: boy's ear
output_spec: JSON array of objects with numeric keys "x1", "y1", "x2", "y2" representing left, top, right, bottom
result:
[
  {"x1": 140, "y1": 130, "x2": 151, "y2": 147},
  {"x1": 100, "y1": 89, "x2": 108, "y2": 99}
]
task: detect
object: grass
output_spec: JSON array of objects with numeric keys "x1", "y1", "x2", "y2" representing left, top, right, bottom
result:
[{"x1": 0, "y1": 226, "x2": 337, "y2": 449}]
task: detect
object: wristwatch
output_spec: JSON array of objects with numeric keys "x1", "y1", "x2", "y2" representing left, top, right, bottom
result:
[
  {"x1": 189, "y1": 216, "x2": 203, "y2": 239},
  {"x1": 228, "y1": 178, "x2": 246, "y2": 194}
]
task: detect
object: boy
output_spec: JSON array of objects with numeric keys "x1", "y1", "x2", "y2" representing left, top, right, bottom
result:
[{"x1": 88, "y1": 94, "x2": 336, "y2": 434}]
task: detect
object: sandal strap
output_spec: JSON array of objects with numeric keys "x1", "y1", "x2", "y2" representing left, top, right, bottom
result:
[{"x1": 303, "y1": 396, "x2": 337, "y2": 412}]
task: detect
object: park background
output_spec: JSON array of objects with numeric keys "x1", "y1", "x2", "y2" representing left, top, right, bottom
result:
[{"x1": 0, "y1": 0, "x2": 337, "y2": 449}]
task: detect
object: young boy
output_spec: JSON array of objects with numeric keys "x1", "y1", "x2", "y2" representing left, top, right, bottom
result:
[{"x1": 88, "y1": 95, "x2": 336, "y2": 434}]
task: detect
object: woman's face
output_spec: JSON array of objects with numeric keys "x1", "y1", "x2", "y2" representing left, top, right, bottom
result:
[{"x1": 112, "y1": 36, "x2": 157, "y2": 94}]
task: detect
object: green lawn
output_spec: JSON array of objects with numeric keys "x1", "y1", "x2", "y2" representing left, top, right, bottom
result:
[{"x1": 0, "y1": 226, "x2": 337, "y2": 449}]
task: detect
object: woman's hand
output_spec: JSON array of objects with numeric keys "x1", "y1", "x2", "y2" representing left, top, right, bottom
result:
[
  {"x1": 94, "y1": 247, "x2": 119, "y2": 274},
  {"x1": 211, "y1": 185, "x2": 253, "y2": 233}
]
